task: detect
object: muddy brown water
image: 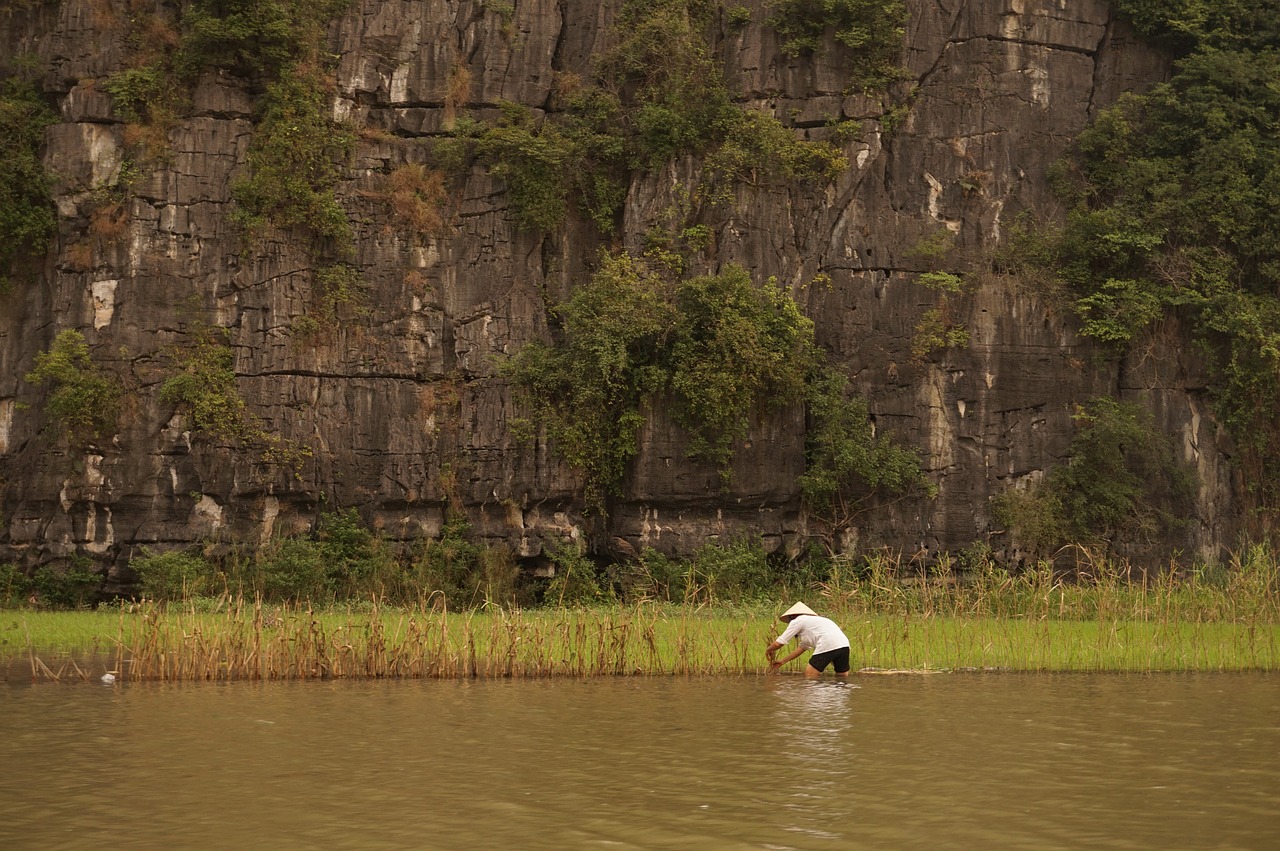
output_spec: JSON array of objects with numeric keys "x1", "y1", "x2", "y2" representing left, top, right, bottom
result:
[{"x1": 1, "y1": 671, "x2": 1277, "y2": 849}]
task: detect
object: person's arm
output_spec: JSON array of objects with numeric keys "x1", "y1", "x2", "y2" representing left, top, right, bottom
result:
[
  {"x1": 765, "y1": 637, "x2": 807, "y2": 669},
  {"x1": 765, "y1": 640, "x2": 784, "y2": 665},
  {"x1": 765, "y1": 619, "x2": 802, "y2": 667},
  {"x1": 769, "y1": 645, "x2": 807, "y2": 670}
]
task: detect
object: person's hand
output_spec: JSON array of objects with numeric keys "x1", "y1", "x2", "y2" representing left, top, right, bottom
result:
[{"x1": 769, "y1": 661, "x2": 783, "y2": 671}]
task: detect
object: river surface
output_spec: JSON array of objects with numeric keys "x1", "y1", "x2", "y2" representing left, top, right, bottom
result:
[{"x1": 1, "y1": 672, "x2": 1277, "y2": 849}]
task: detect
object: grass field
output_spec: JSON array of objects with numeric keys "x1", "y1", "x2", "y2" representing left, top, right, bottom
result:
[
  {"x1": 5, "y1": 544, "x2": 1276, "y2": 680},
  {"x1": 5, "y1": 592, "x2": 1277, "y2": 682}
]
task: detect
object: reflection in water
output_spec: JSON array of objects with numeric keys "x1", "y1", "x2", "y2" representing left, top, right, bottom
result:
[{"x1": 1, "y1": 672, "x2": 1277, "y2": 849}]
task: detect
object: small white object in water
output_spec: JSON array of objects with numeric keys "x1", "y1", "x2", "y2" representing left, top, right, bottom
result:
[{"x1": 101, "y1": 672, "x2": 116, "y2": 684}]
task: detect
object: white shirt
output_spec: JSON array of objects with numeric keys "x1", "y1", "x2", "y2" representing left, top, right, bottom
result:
[{"x1": 774, "y1": 615, "x2": 849, "y2": 654}]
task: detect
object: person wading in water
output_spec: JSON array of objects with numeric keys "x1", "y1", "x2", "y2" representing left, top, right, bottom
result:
[{"x1": 764, "y1": 602, "x2": 852, "y2": 677}]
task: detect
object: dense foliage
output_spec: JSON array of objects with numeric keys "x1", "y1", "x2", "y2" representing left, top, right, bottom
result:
[
  {"x1": 231, "y1": 60, "x2": 356, "y2": 254},
  {"x1": 175, "y1": 0, "x2": 352, "y2": 80},
  {"x1": 799, "y1": 368, "x2": 935, "y2": 516},
  {"x1": 0, "y1": 77, "x2": 57, "y2": 292},
  {"x1": 159, "y1": 323, "x2": 247, "y2": 440},
  {"x1": 764, "y1": 0, "x2": 909, "y2": 87},
  {"x1": 444, "y1": 0, "x2": 859, "y2": 232},
  {"x1": 506, "y1": 252, "x2": 927, "y2": 515},
  {"x1": 1049, "y1": 2, "x2": 1280, "y2": 522},
  {"x1": 97, "y1": 0, "x2": 357, "y2": 257},
  {"x1": 23, "y1": 330, "x2": 122, "y2": 443},
  {"x1": 994, "y1": 398, "x2": 1195, "y2": 558}
]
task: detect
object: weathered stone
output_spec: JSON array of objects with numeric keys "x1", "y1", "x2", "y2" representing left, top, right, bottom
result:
[{"x1": 1, "y1": 0, "x2": 1232, "y2": 586}]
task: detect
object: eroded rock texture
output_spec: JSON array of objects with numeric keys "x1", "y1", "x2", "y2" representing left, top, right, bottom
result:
[{"x1": 0, "y1": 0, "x2": 1237, "y2": 588}]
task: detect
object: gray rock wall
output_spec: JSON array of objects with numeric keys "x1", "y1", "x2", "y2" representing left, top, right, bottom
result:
[{"x1": 0, "y1": 0, "x2": 1238, "y2": 587}]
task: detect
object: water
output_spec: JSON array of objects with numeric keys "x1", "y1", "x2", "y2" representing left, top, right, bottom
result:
[{"x1": 1, "y1": 672, "x2": 1277, "y2": 849}]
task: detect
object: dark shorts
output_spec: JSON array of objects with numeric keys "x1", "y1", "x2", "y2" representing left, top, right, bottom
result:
[{"x1": 808, "y1": 646, "x2": 851, "y2": 673}]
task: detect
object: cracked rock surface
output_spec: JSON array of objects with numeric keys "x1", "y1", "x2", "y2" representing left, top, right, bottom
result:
[{"x1": 0, "y1": 0, "x2": 1235, "y2": 586}]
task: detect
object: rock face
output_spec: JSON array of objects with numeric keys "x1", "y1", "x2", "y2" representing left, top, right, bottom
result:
[{"x1": 0, "y1": 0, "x2": 1239, "y2": 588}]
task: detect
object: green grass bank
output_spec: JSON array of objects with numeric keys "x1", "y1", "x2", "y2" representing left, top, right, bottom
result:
[{"x1": 7, "y1": 579, "x2": 1276, "y2": 681}]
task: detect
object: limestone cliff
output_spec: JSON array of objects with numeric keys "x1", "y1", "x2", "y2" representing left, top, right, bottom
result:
[{"x1": 0, "y1": 0, "x2": 1237, "y2": 590}]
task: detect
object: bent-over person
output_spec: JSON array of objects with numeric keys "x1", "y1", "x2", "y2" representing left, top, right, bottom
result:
[{"x1": 765, "y1": 602, "x2": 851, "y2": 677}]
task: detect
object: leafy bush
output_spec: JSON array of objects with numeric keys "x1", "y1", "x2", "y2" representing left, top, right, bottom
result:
[
  {"x1": 102, "y1": 65, "x2": 169, "y2": 123},
  {"x1": 686, "y1": 539, "x2": 775, "y2": 602},
  {"x1": 254, "y1": 537, "x2": 333, "y2": 602},
  {"x1": 411, "y1": 514, "x2": 484, "y2": 607},
  {"x1": 32, "y1": 561, "x2": 99, "y2": 609},
  {"x1": 251, "y1": 508, "x2": 407, "y2": 602},
  {"x1": 410, "y1": 513, "x2": 520, "y2": 608},
  {"x1": 132, "y1": 549, "x2": 218, "y2": 601},
  {"x1": 702, "y1": 108, "x2": 848, "y2": 205},
  {"x1": 0, "y1": 563, "x2": 32, "y2": 607},
  {"x1": 159, "y1": 323, "x2": 246, "y2": 440},
  {"x1": 231, "y1": 60, "x2": 356, "y2": 253},
  {"x1": 504, "y1": 252, "x2": 676, "y2": 508},
  {"x1": 668, "y1": 266, "x2": 816, "y2": 474},
  {"x1": 508, "y1": 251, "x2": 926, "y2": 513},
  {"x1": 615, "y1": 548, "x2": 688, "y2": 601},
  {"x1": 800, "y1": 367, "x2": 934, "y2": 515},
  {"x1": 545, "y1": 543, "x2": 610, "y2": 606},
  {"x1": 0, "y1": 76, "x2": 56, "y2": 291},
  {"x1": 474, "y1": 103, "x2": 577, "y2": 232},
  {"x1": 24, "y1": 330, "x2": 122, "y2": 442},
  {"x1": 175, "y1": 0, "x2": 351, "y2": 80},
  {"x1": 459, "y1": 0, "x2": 856, "y2": 233},
  {"x1": 1110, "y1": 0, "x2": 1280, "y2": 53},
  {"x1": 764, "y1": 0, "x2": 909, "y2": 87},
  {"x1": 506, "y1": 254, "x2": 819, "y2": 503},
  {"x1": 469, "y1": 97, "x2": 630, "y2": 233},
  {"x1": 994, "y1": 397, "x2": 1195, "y2": 556},
  {"x1": 312, "y1": 263, "x2": 365, "y2": 325}
]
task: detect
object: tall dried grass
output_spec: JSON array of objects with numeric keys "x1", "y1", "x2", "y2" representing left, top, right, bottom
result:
[
  {"x1": 9, "y1": 546, "x2": 1278, "y2": 681},
  {"x1": 96, "y1": 600, "x2": 772, "y2": 681}
]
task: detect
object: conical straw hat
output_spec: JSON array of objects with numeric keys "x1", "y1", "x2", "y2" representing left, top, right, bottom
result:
[{"x1": 780, "y1": 601, "x2": 817, "y2": 622}]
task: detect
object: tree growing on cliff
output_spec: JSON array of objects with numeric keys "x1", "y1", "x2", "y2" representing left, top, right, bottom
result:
[
  {"x1": 23, "y1": 330, "x2": 121, "y2": 444},
  {"x1": 505, "y1": 251, "x2": 928, "y2": 517},
  {"x1": 993, "y1": 398, "x2": 1195, "y2": 561},
  {"x1": 0, "y1": 76, "x2": 57, "y2": 293}
]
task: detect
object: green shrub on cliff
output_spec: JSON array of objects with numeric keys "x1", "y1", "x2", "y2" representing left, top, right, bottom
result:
[
  {"x1": 505, "y1": 252, "x2": 676, "y2": 506},
  {"x1": 449, "y1": 0, "x2": 859, "y2": 233},
  {"x1": 0, "y1": 76, "x2": 57, "y2": 292},
  {"x1": 231, "y1": 61, "x2": 356, "y2": 253},
  {"x1": 1050, "y1": 4, "x2": 1280, "y2": 521},
  {"x1": 159, "y1": 323, "x2": 246, "y2": 440},
  {"x1": 159, "y1": 320, "x2": 310, "y2": 470},
  {"x1": 23, "y1": 330, "x2": 122, "y2": 443},
  {"x1": 176, "y1": 0, "x2": 351, "y2": 80},
  {"x1": 800, "y1": 368, "x2": 933, "y2": 515},
  {"x1": 506, "y1": 251, "x2": 926, "y2": 514},
  {"x1": 667, "y1": 265, "x2": 815, "y2": 473},
  {"x1": 473, "y1": 103, "x2": 579, "y2": 232},
  {"x1": 994, "y1": 398, "x2": 1195, "y2": 557},
  {"x1": 764, "y1": 0, "x2": 909, "y2": 87}
]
